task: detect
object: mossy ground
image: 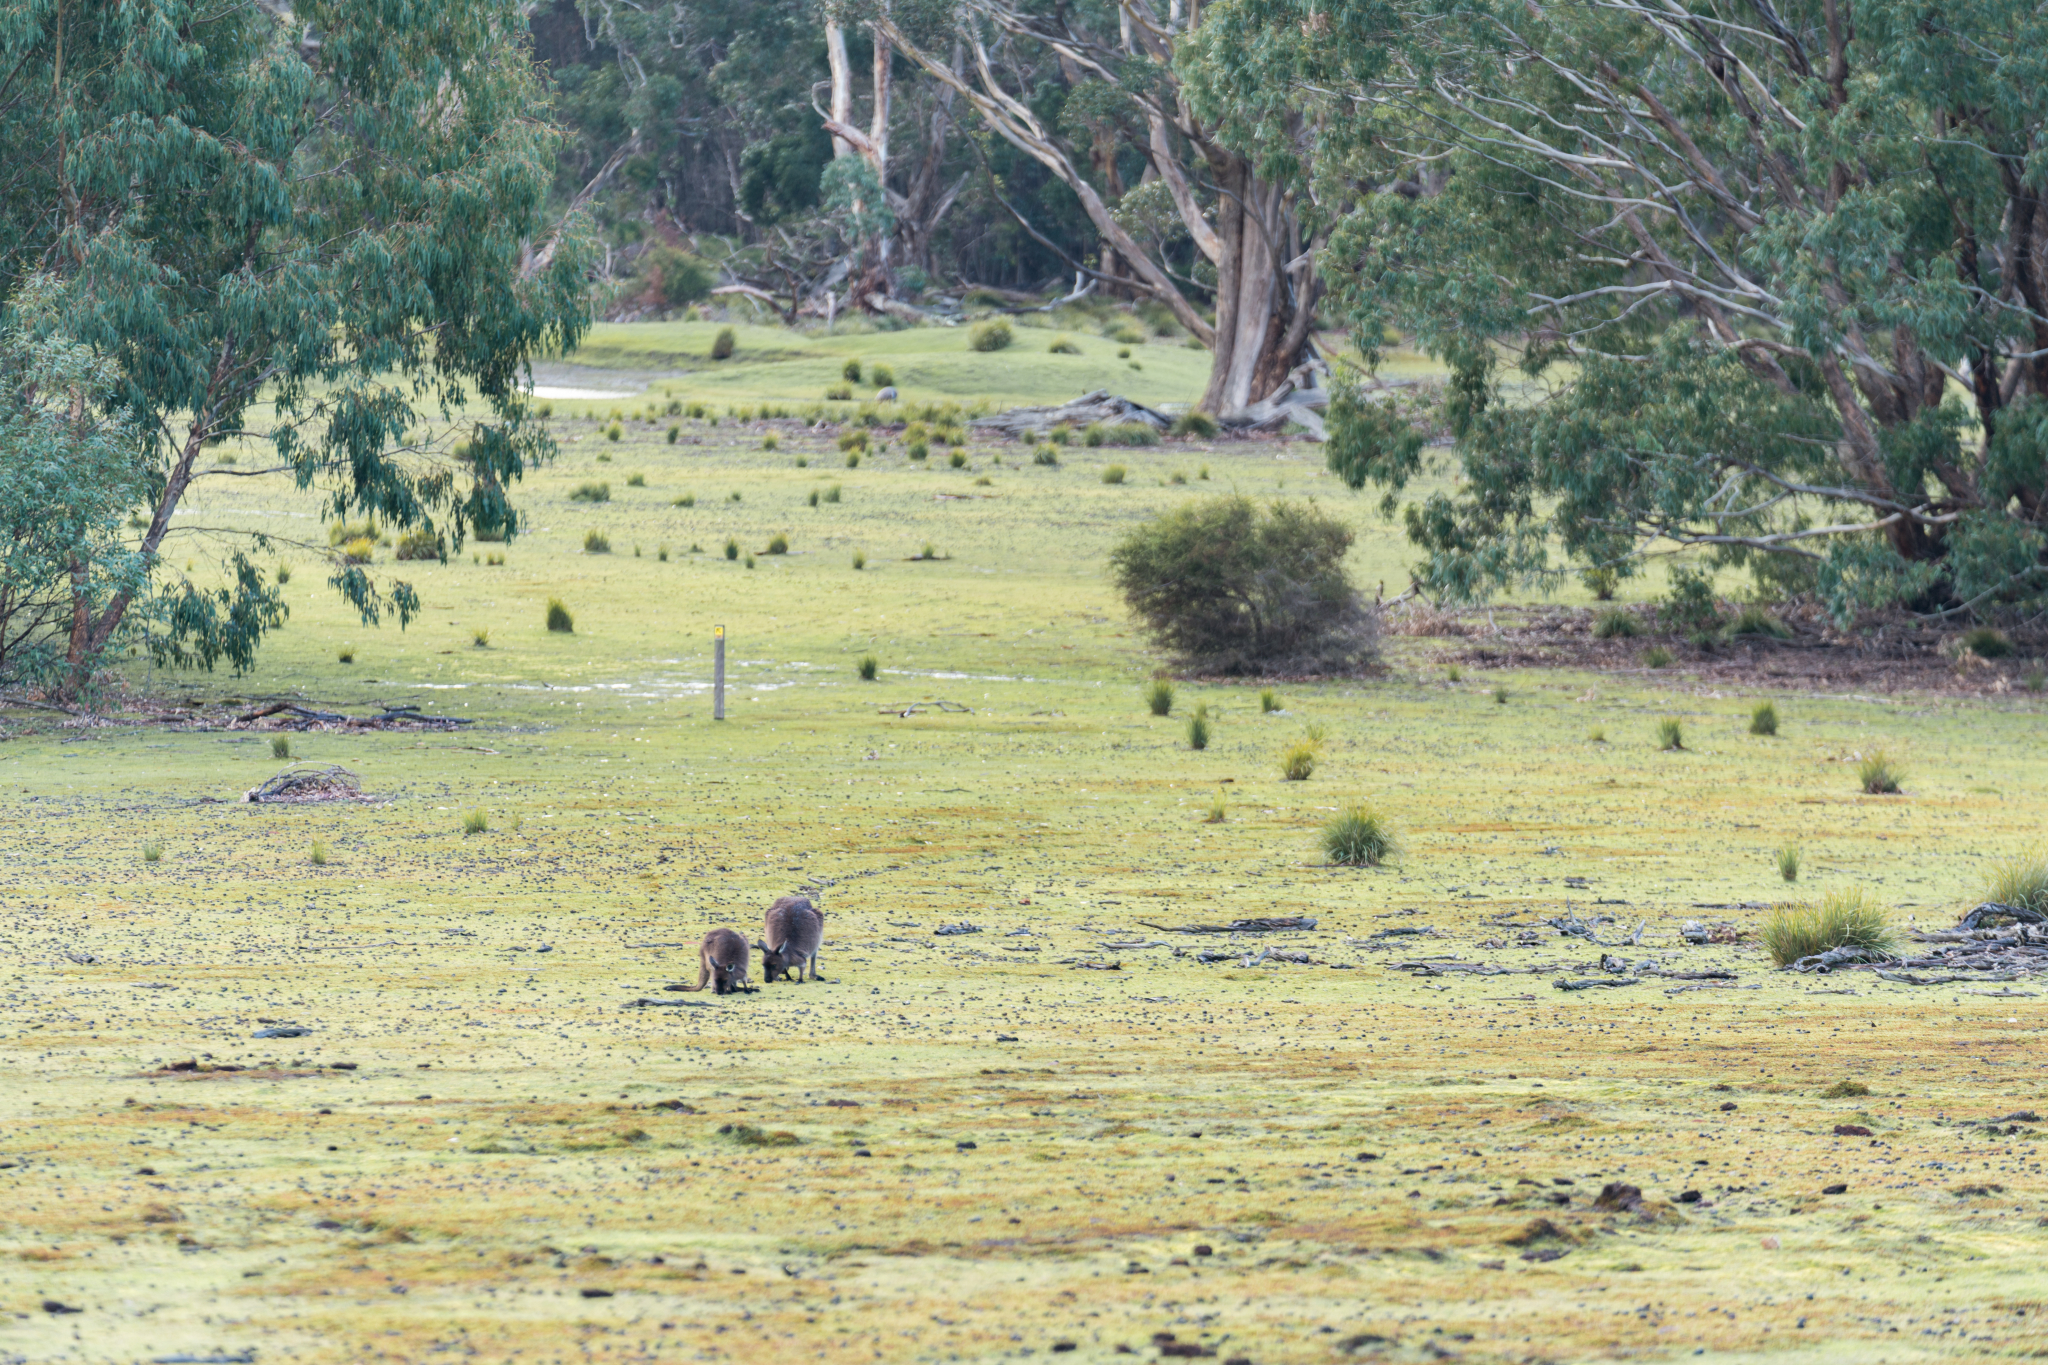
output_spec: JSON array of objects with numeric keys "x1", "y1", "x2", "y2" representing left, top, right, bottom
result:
[{"x1": 2, "y1": 367, "x2": 2044, "y2": 1364}]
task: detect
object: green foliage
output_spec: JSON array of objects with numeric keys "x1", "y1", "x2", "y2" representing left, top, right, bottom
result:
[
  {"x1": 908, "y1": 441, "x2": 931, "y2": 461},
  {"x1": 1656, "y1": 717, "x2": 1684, "y2": 751},
  {"x1": 142, "y1": 841, "x2": 163, "y2": 864},
  {"x1": 337, "y1": 646, "x2": 356, "y2": 663},
  {"x1": 1643, "y1": 646, "x2": 1673, "y2": 669},
  {"x1": 1592, "y1": 609, "x2": 1637, "y2": 640},
  {"x1": 271, "y1": 736, "x2": 292, "y2": 761},
  {"x1": 1750, "y1": 702, "x2": 1779, "y2": 736},
  {"x1": 1109, "y1": 497, "x2": 1378, "y2": 673},
  {"x1": 857, "y1": 655, "x2": 879, "y2": 681},
  {"x1": 309, "y1": 840, "x2": 330, "y2": 867},
  {"x1": 826, "y1": 384, "x2": 853, "y2": 401},
  {"x1": 847, "y1": 451, "x2": 862, "y2": 469},
  {"x1": 872, "y1": 364, "x2": 895, "y2": 388},
  {"x1": 1819, "y1": 1080, "x2": 1871, "y2": 1099},
  {"x1": 461, "y1": 810, "x2": 489, "y2": 837},
  {"x1": 724, "y1": 538, "x2": 740, "y2": 561},
  {"x1": 766, "y1": 534, "x2": 789, "y2": 555},
  {"x1": 673, "y1": 493, "x2": 695, "y2": 508},
  {"x1": 1777, "y1": 845, "x2": 1801, "y2": 883},
  {"x1": 823, "y1": 485, "x2": 842, "y2": 504},
  {"x1": 1323, "y1": 805, "x2": 1396, "y2": 867},
  {"x1": 1761, "y1": 891, "x2": 1894, "y2": 967},
  {"x1": 1145, "y1": 680, "x2": 1175, "y2": 716},
  {"x1": 763, "y1": 434, "x2": 778, "y2": 452},
  {"x1": 1034, "y1": 445, "x2": 1060, "y2": 467},
  {"x1": 1660, "y1": 568, "x2": 1721, "y2": 635},
  {"x1": 1186, "y1": 712, "x2": 1210, "y2": 750},
  {"x1": 1728, "y1": 606, "x2": 1791, "y2": 639},
  {"x1": 394, "y1": 528, "x2": 443, "y2": 562},
  {"x1": 711, "y1": 328, "x2": 738, "y2": 360},
  {"x1": 719, "y1": 1123, "x2": 800, "y2": 1148},
  {"x1": 639, "y1": 244, "x2": 712, "y2": 310},
  {"x1": 1857, "y1": 750, "x2": 1903, "y2": 794},
  {"x1": 626, "y1": 473, "x2": 646, "y2": 488},
  {"x1": 545, "y1": 599, "x2": 574, "y2": 633},
  {"x1": 1101, "y1": 465, "x2": 1127, "y2": 485},
  {"x1": 1985, "y1": 853, "x2": 2048, "y2": 914},
  {"x1": 1171, "y1": 412, "x2": 1219, "y2": 439},
  {"x1": 1204, "y1": 793, "x2": 1228, "y2": 823},
  {"x1": 473, "y1": 627, "x2": 491, "y2": 647},
  {"x1": 1280, "y1": 741, "x2": 1318, "y2": 782},
  {"x1": 1962, "y1": 627, "x2": 2014, "y2": 659},
  {"x1": 948, "y1": 450, "x2": 967, "y2": 469},
  {"x1": 0, "y1": 4, "x2": 587, "y2": 690},
  {"x1": 605, "y1": 422, "x2": 623, "y2": 443},
  {"x1": 851, "y1": 550, "x2": 866, "y2": 571},
  {"x1": 1048, "y1": 336, "x2": 1082, "y2": 355},
  {"x1": 843, "y1": 358, "x2": 863, "y2": 384},
  {"x1": 1491, "y1": 685, "x2": 1509, "y2": 704},
  {"x1": 1260, "y1": 688, "x2": 1280, "y2": 713},
  {"x1": 584, "y1": 530, "x2": 611, "y2": 555},
  {"x1": 570, "y1": 480, "x2": 610, "y2": 502},
  {"x1": 969, "y1": 320, "x2": 1014, "y2": 353}
]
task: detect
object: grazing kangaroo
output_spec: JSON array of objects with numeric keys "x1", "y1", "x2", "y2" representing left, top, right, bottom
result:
[
  {"x1": 679, "y1": 928, "x2": 753, "y2": 994},
  {"x1": 758, "y1": 895, "x2": 825, "y2": 983}
]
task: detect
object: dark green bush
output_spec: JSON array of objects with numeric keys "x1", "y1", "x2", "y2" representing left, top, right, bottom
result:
[
  {"x1": 545, "y1": 599, "x2": 574, "y2": 633},
  {"x1": 1109, "y1": 497, "x2": 1377, "y2": 673},
  {"x1": 711, "y1": 327, "x2": 737, "y2": 360},
  {"x1": 641, "y1": 244, "x2": 712, "y2": 309},
  {"x1": 969, "y1": 320, "x2": 1013, "y2": 352}
]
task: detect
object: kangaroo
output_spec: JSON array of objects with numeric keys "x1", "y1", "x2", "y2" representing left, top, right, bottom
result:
[
  {"x1": 678, "y1": 928, "x2": 753, "y2": 994},
  {"x1": 758, "y1": 895, "x2": 825, "y2": 983}
]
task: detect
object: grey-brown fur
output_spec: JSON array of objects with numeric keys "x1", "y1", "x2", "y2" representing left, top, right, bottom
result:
[
  {"x1": 679, "y1": 927, "x2": 752, "y2": 994},
  {"x1": 758, "y1": 895, "x2": 825, "y2": 983}
]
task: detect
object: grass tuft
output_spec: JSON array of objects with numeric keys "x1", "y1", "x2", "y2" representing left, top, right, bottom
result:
[
  {"x1": 1729, "y1": 605, "x2": 1792, "y2": 638},
  {"x1": 1323, "y1": 804, "x2": 1396, "y2": 866},
  {"x1": 1777, "y1": 845, "x2": 1800, "y2": 882},
  {"x1": 1643, "y1": 646, "x2": 1673, "y2": 668},
  {"x1": 1819, "y1": 1080, "x2": 1871, "y2": 1098},
  {"x1": 1280, "y1": 741, "x2": 1318, "y2": 781},
  {"x1": 1101, "y1": 464, "x2": 1127, "y2": 484},
  {"x1": 1048, "y1": 335, "x2": 1081, "y2": 355},
  {"x1": 1750, "y1": 701, "x2": 1779, "y2": 735},
  {"x1": 851, "y1": 550, "x2": 866, "y2": 571},
  {"x1": 1856, "y1": 749, "x2": 1902, "y2": 794},
  {"x1": 969, "y1": 320, "x2": 1014, "y2": 352},
  {"x1": 310, "y1": 840, "x2": 329, "y2": 866},
  {"x1": 1592, "y1": 608, "x2": 1637, "y2": 639},
  {"x1": 1260, "y1": 688, "x2": 1279, "y2": 713},
  {"x1": 1961, "y1": 626, "x2": 2013, "y2": 659},
  {"x1": 1491, "y1": 684, "x2": 1509, "y2": 704},
  {"x1": 857, "y1": 655, "x2": 879, "y2": 681},
  {"x1": 271, "y1": 736, "x2": 291, "y2": 760},
  {"x1": 1186, "y1": 711, "x2": 1210, "y2": 750},
  {"x1": 1657, "y1": 717, "x2": 1684, "y2": 750},
  {"x1": 724, "y1": 538, "x2": 740, "y2": 561},
  {"x1": 1145, "y1": 680, "x2": 1174, "y2": 716},
  {"x1": 673, "y1": 493, "x2": 695, "y2": 507},
  {"x1": 545, "y1": 598, "x2": 574, "y2": 633},
  {"x1": 143, "y1": 841, "x2": 163, "y2": 864},
  {"x1": 1587, "y1": 726, "x2": 1606, "y2": 743},
  {"x1": 1760, "y1": 888, "x2": 1894, "y2": 967},
  {"x1": 720, "y1": 1123, "x2": 800, "y2": 1148},
  {"x1": 625, "y1": 472, "x2": 645, "y2": 487},
  {"x1": 337, "y1": 646, "x2": 356, "y2": 663},
  {"x1": 766, "y1": 533, "x2": 789, "y2": 555},
  {"x1": 1204, "y1": 793, "x2": 1227, "y2": 824},
  {"x1": 583, "y1": 529, "x2": 611, "y2": 554},
  {"x1": 1171, "y1": 411, "x2": 1218, "y2": 438},
  {"x1": 473, "y1": 627, "x2": 490, "y2": 647},
  {"x1": 1985, "y1": 851, "x2": 2048, "y2": 913},
  {"x1": 461, "y1": 810, "x2": 488, "y2": 837}
]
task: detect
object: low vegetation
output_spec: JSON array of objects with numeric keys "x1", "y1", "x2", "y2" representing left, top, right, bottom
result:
[
  {"x1": 1857, "y1": 750, "x2": 1903, "y2": 794},
  {"x1": 1145, "y1": 680, "x2": 1174, "y2": 716},
  {"x1": 1322, "y1": 805, "x2": 1396, "y2": 866},
  {"x1": 857, "y1": 655, "x2": 879, "y2": 681},
  {"x1": 1750, "y1": 702, "x2": 1779, "y2": 736},
  {"x1": 1280, "y1": 741, "x2": 1318, "y2": 781},
  {"x1": 1985, "y1": 852, "x2": 2048, "y2": 913},
  {"x1": 1657, "y1": 717, "x2": 1684, "y2": 750},
  {"x1": 969, "y1": 320, "x2": 1013, "y2": 352},
  {"x1": 545, "y1": 599, "x2": 574, "y2": 633},
  {"x1": 1761, "y1": 890, "x2": 1894, "y2": 967}
]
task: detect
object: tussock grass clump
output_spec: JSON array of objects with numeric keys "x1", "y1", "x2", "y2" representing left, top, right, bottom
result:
[
  {"x1": 1985, "y1": 852, "x2": 2048, "y2": 914},
  {"x1": 583, "y1": 530, "x2": 611, "y2": 554},
  {"x1": 808, "y1": 487, "x2": 820, "y2": 508},
  {"x1": 1730, "y1": 604, "x2": 1791, "y2": 638},
  {"x1": 762, "y1": 433, "x2": 778, "y2": 452},
  {"x1": 846, "y1": 451, "x2": 862, "y2": 468},
  {"x1": 1761, "y1": 889, "x2": 1894, "y2": 966},
  {"x1": 276, "y1": 563, "x2": 292, "y2": 585},
  {"x1": 1280, "y1": 741, "x2": 1318, "y2": 781},
  {"x1": 672, "y1": 493, "x2": 695, "y2": 507},
  {"x1": 908, "y1": 441, "x2": 930, "y2": 461},
  {"x1": 843, "y1": 358, "x2": 862, "y2": 383},
  {"x1": 1445, "y1": 664, "x2": 1461, "y2": 682},
  {"x1": 1145, "y1": 680, "x2": 1174, "y2": 716},
  {"x1": 604, "y1": 422, "x2": 622, "y2": 442},
  {"x1": 1777, "y1": 845, "x2": 1800, "y2": 882},
  {"x1": 569, "y1": 481, "x2": 610, "y2": 503},
  {"x1": 1962, "y1": 626, "x2": 2013, "y2": 658},
  {"x1": 720, "y1": 1123, "x2": 800, "y2": 1148},
  {"x1": 1750, "y1": 701, "x2": 1779, "y2": 735},
  {"x1": 1657, "y1": 717, "x2": 1684, "y2": 750},
  {"x1": 1033, "y1": 444, "x2": 1059, "y2": 466},
  {"x1": 310, "y1": 840, "x2": 329, "y2": 866},
  {"x1": 1491, "y1": 684, "x2": 1509, "y2": 704},
  {"x1": 1857, "y1": 750, "x2": 1903, "y2": 794},
  {"x1": 838, "y1": 429, "x2": 869, "y2": 453},
  {"x1": 851, "y1": 550, "x2": 866, "y2": 570},
  {"x1": 271, "y1": 736, "x2": 291, "y2": 760},
  {"x1": 1592, "y1": 608, "x2": 1637, "y2": 639},
  {"x1": 340, "y1": 535, "x2": 375, "y2": 564},
  {"x1": 473, "y1": 627, "x2": 490, "y2": 647},
  {"x1": 1588, "y1": 726, "x2": 1606, "y2": 743},
  {"x1": 1260, "y1": 688, "x2": 1280, "y2": 713},
  {"x1": 766, "y1": 533, "x2": 789, "y2": 555},
  {"x1": 461, "y1": 810, "x2": 488, "y2": 836},
  {"x1": 823, "y1": 484, "x2": 841, "y2": 503},
  {"x1": 857, "y1": 655, "x2": 879, "y2": 681},
  {"x1": 1101, "y1": 464, "x2": 1127, "y2": 484},
  {"x1": 1820, "y1": 1079, "x2": 1871, "y2": 1098},
  {"x1": 1171, "y1": 411, "x2": 1218, "y2": 438},
  {"x1": 1048, "y1": 335, "x2": 1082, "y2": 355},
  {"x1": 1186, "y1": 711, "x2": 1210, "y2": 750},
  {"x1": 948, "y1": 450, "x2": 966, "y2": 468},
  {"x1": 626, "y1": 472, "x2": 645, "y2": 487},
  {"x1": 871, "y1": 364, "x2": 895, "y2": 388},
  {"x1": 667, "y1": 424, "x2": 680, "y2": 444},
  {"x1": 969, "y1": 320, "x2": 1013, "y2": 352},
  {"x1": 724, "y1": 538, "x2": 740, "y2": 561},
  {"x1": 1204, "y1": 793, "x2": 1227, "y2": 823},
  {"x1": 825, "y1": 383, "x2": 853, "y2": 401},
  {"x1": 710, "y1": 326, "x2": 736, "y2": 360},
  {"x1": 337, "y1": 646, "x2": 356, "y2": 663},
  {"x1": 545, "y1": 598, "x2": 574, "y2": 633},
  {"x1": 1643, "y1": 645, "x2": 1673, "y2": 668},
  {"x1": 1323, "y1": 804, "x2": 1396, "y2": 867},
  {"x1": 143, "y1": 841, "x2": 163, "y2": 864}
]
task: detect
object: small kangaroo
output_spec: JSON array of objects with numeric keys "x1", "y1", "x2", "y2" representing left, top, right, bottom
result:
[
  {"x1": 678, "y1": 927, "x2": 753, "y2": 994},
  {"x1": 758, "y1": 895, "x2": 825, "y2": 983}
]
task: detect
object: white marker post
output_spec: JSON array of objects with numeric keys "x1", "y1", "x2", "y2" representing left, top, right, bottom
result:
[{"x1": 713, "y1": 624, "x2": 726, "y2": 720}]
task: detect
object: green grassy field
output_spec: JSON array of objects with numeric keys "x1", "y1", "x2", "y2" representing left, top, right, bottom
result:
[{"x1": 1, "y1": 336, "x2": 2044, "y2": 1365}]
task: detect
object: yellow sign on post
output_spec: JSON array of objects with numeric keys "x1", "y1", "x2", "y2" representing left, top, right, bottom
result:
[{"x1": 713, "y1": 625, "x2": 726, "y2": 720}]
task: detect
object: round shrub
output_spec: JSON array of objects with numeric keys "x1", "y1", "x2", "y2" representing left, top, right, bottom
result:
[
  {"x1": 545, "y1": 598, "x2": 574, "y2": 633},
  {"x1": 1323, "y1": 805, "x2": 1396, "y2": 866},
  {"x1": 711, "y1": 327, "x2": 737, "y2": 360},
  {"x1": 969, "y1": 320, "x2": 1014, "y2": 352}
]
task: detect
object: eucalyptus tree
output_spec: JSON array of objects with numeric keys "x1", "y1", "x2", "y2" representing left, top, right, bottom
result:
[
  {"x1": 1252, "y1": 0, "x2": 2048, "y2": 617},
  {"x1": 0, "y1": 0, "x2": 588, "y2": 694},
  {"x1": 877, "y1": 0, "x2": 1332, "y2": 415}
]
